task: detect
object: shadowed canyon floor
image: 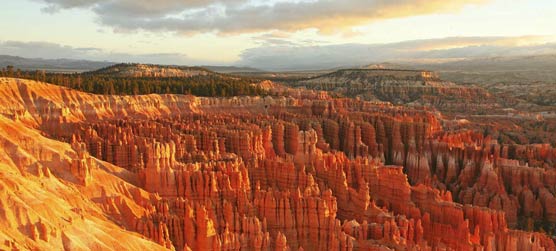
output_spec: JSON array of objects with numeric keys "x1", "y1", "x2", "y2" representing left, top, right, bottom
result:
[{"x1": 0, "y1": 77, "x2": 555, "y2": 250}]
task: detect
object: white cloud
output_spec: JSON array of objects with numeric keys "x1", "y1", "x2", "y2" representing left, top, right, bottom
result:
[
  {"x1": 0, "y1": 40, "x2": 217, "y2": 65},
  {"x1": 3, "y1": 36, "x2": 556, "y2": 70},
  {"x1": 238, "y1": 36, "x2": 556, "y2": 70},
  {"x1": 34, "y1": 0, "x2": 488, "y2": 34}
]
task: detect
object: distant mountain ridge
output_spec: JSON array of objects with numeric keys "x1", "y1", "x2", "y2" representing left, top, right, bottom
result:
[
  {"x1": 0, "y1": 55, "x2": 264, "y2": 74},
  {"x1": 415, "y1": 54, "x2": 556, "y2": 72},
  {"x1": 366, "y1": 54, "x2": 556, "y2": 84},
  {"x1": 0, "y1": 55, "x2": 114, "y2": 72},
  {"x1": 202, "y1": 65, "x2": 264, "y2": 73}
]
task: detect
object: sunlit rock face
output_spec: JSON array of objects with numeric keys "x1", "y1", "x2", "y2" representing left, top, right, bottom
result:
[{"x1": 0, "y1": 77, "x2": 555, "y2": 251}]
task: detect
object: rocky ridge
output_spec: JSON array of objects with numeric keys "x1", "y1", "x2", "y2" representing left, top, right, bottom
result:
[
  {"x1": 90, "y1": 63, "x2": 213, "y2": 78},
  {"x1": 290, "y1": 69, "x2": 498, "y2": 114}
]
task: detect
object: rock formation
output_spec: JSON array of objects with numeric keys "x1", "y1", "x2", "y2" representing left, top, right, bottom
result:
[
  {"x1": 0, "y1": 77, "x2": 554, "y2": 251},
  {"x1": 293, "y1": 69, "x2": 498, "y2": 114}
]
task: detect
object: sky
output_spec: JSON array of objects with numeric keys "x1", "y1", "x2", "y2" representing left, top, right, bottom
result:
[{"x1": 1, "y1": 0, "x2": 556, "y2": 70}]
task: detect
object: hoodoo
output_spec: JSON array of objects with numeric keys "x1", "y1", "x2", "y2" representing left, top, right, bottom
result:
[{"x1": 0, "y1": 77, "x2": 554, "y2": 250}]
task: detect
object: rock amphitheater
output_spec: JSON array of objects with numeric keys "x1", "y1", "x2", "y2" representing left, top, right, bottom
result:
[{"x1": 0, "y1": 77, "x2": 555, "y2": 250}]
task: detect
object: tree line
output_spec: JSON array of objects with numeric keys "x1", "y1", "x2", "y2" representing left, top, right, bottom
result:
[{"x1": 0, "y1": 66, "x2": 269, "y2": 97}]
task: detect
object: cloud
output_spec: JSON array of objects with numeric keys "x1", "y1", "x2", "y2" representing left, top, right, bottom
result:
[
  {"x1": 0, "y1": 41, "x2": 100, "y2": 59},
  {"x1": 34, "y1": 0, "x2": 488, "y2": 34},
  {"x1": 4, "y1": 36, "x2": 555, "y2": 71},
  {"x1": 0, "y1": 40, "x2": 217, "y2": 65},
  {"x1": 238, "y1": 36, "x2": 556, "y2": 70}
]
